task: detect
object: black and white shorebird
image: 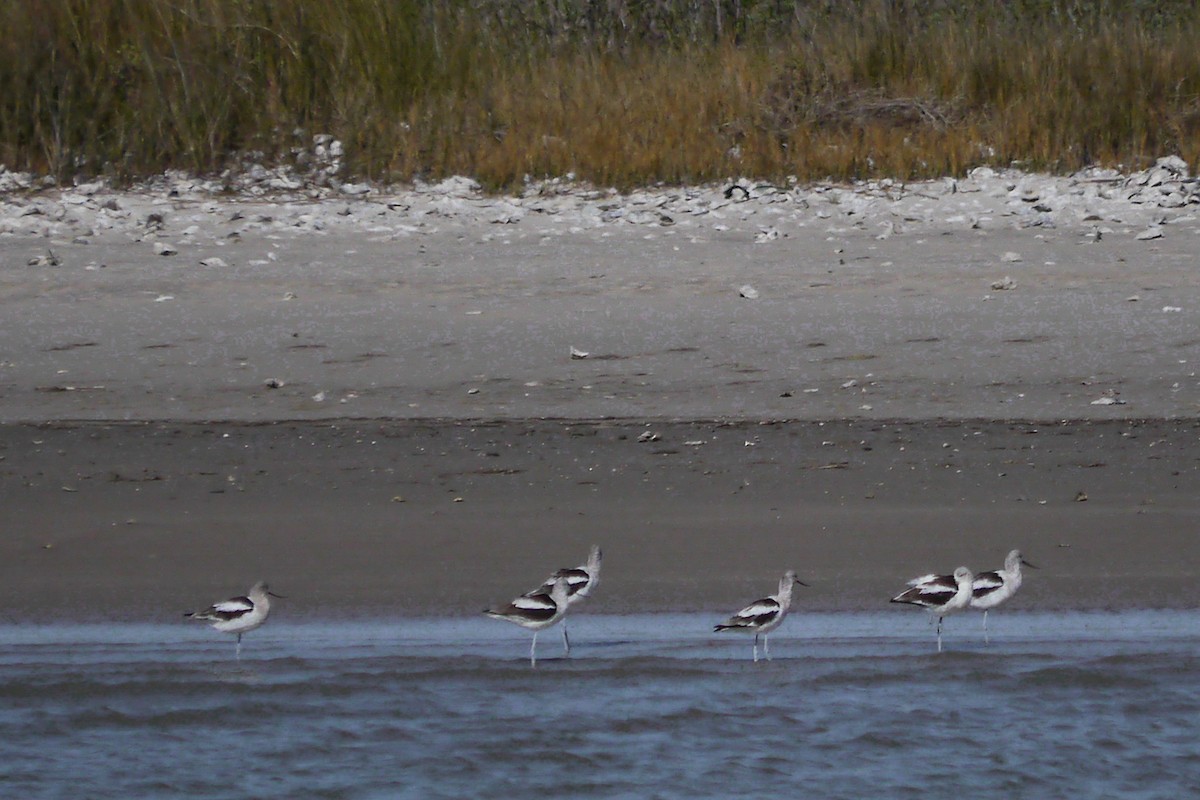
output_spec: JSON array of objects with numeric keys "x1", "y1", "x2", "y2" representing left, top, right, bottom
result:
[
  {"x1": 524, "y1": 545, "x2": 602, "y2": 656},
  {"x1": 714, "y1": 570, "x2": 807, "y2": 662},
  {"x1": 485, "y1": 576, "x2": 571, "y2": 668},
  {"x1": 890, "y1": 566, "x2": 974, "y2": 652},
  {"x1": 184, "y1": 580, "x2": 284, "y2": 660},
  {"x1": 970, "y1": 549, "x2": 1038, "y2": 643}
]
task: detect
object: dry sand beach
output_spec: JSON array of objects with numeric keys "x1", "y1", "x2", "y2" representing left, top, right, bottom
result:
[{"x1": 1, "y1": 163, "x2": 1198, "y2": 618}]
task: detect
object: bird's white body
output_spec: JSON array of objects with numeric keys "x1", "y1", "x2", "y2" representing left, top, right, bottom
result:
[
  {"x1": 485, "y1": 577, "x2": 571, "y2": 667},
  {"x1": 524, "y1": 545, "x2": 602, "y2": 656},
  {"x1": 891, "y1": 567, "x2": 975, "y2": 652},
  {"x1": 185, "y1": 580, "x2": 278, "y2": 658},
  {"x1": 715, "y1": 570, "x2": 806, "y2": 661},
  {"x1": 970, "y1": 550, "x2": 1031, "y2": 611},
  {"x1": 971, "y1": 550, "x2": 1037, "y2": 641},
  {"x1": 535, "y1": 545, "x2": 602, "y2": 605}
]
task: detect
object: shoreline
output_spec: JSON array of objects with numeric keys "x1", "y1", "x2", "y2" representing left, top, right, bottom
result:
[{"x1": 4, "y1": 417, "x2": 1198, "y2": 620}]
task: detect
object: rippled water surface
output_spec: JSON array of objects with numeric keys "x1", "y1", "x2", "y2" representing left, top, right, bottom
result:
[{"x1": 2, "y1": 612, "x2": 1198, "y2": 799}]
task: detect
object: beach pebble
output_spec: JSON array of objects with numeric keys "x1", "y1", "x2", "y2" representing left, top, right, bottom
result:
[
  {"x1": 738, "y1": 285, "x2": 760, "y2": 299},
  {"x1": 990, "y1": 276, "x2": 1016, "y2": 290},
  {"x1": 1001, "y1": 251, "x2": 1022, "y2": 262},
  {"x1": 1135, "y1": 227, "x2": 1164, "y2": 240},
  {"x1": 27, "y1": 252, "x2": 60, "y2": 267},
  {"x1": 74, "y1": 181, "x2": 105, "y2": 196},
  {"x1": 199, "y1": 257, "x2": 228, "y2": 267},
  {"x1": 490, "y1": 204, "x2": 524, "y2": 224},
  {"x1": 153, "y1": 242, "x2": 177, "y2": 256}
]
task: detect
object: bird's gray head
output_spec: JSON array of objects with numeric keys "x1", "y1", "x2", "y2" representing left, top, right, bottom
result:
[
  {"x1": 1008, "y1": 550, "x2": 1038, "y2": 570},
  {"x1": 252, "y1": 580, "x2": 286, "y2": 599},
  {"x1": 781, "y1": 570, "x2": 809, "y2": 591}
]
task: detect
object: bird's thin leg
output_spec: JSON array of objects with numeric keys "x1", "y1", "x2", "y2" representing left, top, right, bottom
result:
[
  {"x1": 936, "y1": 618, "x2": 943, "y2": 653},
  {"x1": 530, "y1": 631, "x2": 538, "y2": 669},
  {"x1": 764, "y1": 634, "x2": 772, "y2": 661},
  {"x1": 753, "y1": 634, "x2": 760, "y2": 663},
  {"x1": 562, "y1": 620, "x2": 571, "y2": 657},
  {"x1": 983, "y1": 610, "x2": 990, "y2": 644},
  {"x1": 236, "y1": 633, "x2": 242, "y2": 661}
]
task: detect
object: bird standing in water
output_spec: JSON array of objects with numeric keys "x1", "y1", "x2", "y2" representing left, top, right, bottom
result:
[
  {"x1": 485, "y1": 576, "x2": 572, "y2": 668},
  {"x1": 524, "y1": 545, "x2": 603, "y2": 656},
  {"x1": 714, "y1": 570, "x2": 808, "y2": 662},
  {"x1": 891, "y1": 567, "x2": 974, "y2": 652},
  {"x1": 971, "y1": 550, "x2": 1038, "y2": 643},
  {"x1": 185, "y1": 580, "x2": 284, "y2": 660}
]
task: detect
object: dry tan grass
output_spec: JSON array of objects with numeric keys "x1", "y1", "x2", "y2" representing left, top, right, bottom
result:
[{"x1": 0, "y1": 2, "x2": 1197, "y2": 189}]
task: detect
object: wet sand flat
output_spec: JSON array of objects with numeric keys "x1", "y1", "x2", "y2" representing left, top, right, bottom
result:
[{"x1": 3, "y1": 418, "x2": 1198, "y2": 619}]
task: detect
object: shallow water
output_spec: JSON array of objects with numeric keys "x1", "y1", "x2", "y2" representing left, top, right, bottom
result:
[{"x1": 2, "y1": 612, "x2": 1198, "y2": 799}]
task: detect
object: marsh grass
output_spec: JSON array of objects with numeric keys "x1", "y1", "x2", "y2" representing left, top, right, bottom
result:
[{"x1": 1, "y1": 1, "x2": 1198, "y2": 190}]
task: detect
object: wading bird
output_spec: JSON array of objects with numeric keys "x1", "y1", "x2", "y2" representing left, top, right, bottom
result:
[
  {"x1": 714, "y1": 570, "x2": 808, "y2": 662},
  {"x1": 891, "y1": 567, "x2": 974, "y2": 652},
  {"x1": 971, "y1": 550, "x2": 1038, "y2": 642},
  {"x1": 185, "y1": 580, "x2": 284, "y2": 659},
  {"x1": 485, "y1": 576, "x2": 571, "y2": 668}
]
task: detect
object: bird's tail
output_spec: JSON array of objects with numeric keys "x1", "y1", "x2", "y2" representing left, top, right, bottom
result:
[{"x1": 890, "y1": 588, "x2": 927, "y2": 606}]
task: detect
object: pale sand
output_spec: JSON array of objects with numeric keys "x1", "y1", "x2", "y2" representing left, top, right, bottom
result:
[{"x1": 0, "y1": 168, "x2": 1198, "y2": 618}]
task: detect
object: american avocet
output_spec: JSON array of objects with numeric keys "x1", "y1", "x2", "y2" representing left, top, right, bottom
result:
[
  {"x1": 971, "y1": 549, "x2": 1038, "y2": 643},
  {"x1": 890, "y1": 567, "x2": 974, "y2": 652},
  {"x1": 184, "y1": 580, "x2": 284, "y2": 660},
  {"x1": 527, "y1": 545, "x2": 602, "y2": 655},
  {"x1": 485, "y1": 576, "x2": 571, "y2": 667},
  {"x1": 714, "y1": 570, "x2": 807, "y2": 662}
]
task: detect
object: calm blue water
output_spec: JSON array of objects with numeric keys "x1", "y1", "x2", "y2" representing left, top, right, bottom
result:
[{"x1": 2, "y1": 612, "x2": 1198, "y2": 799}]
